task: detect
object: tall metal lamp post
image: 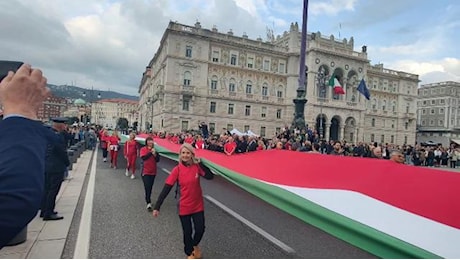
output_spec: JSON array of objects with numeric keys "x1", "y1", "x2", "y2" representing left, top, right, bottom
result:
[{"x1": 292, "y1": 0, "x2": 309, "y2": 131}]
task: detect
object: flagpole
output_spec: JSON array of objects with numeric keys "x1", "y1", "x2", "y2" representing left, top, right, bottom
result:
[{"x1": 292, "y1": 0, "x2": 309, "y2": 131}]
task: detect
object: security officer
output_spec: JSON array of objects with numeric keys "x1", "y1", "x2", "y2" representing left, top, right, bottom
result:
[{"x1": 40, "y1": 117, "x2": 70, "y2": 221}]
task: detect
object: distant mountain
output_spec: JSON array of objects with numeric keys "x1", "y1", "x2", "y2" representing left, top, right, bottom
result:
[{"x1": 47, "y1": 84, "x2": 138, "y2": 102}]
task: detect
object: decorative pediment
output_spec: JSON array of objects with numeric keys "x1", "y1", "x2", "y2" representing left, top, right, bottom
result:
[{"x1": 179, "y1": 61, "x2": 197, "y2": 68}]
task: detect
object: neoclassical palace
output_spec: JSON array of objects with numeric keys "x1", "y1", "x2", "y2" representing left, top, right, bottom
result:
[{"x1": 138, "y1": 21, "x2": 418, "y2": 145}]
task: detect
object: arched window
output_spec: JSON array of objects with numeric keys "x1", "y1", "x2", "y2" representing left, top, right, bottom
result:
[
  {"x1": 372, "y1": 99, "x2": 377, "y2": 110},
  {"x1": 229, "y1": 78, "x2": 236, "y2": 92},
  {"x1": 382, "y1": 100, "x2": 387, "y2": 110},
  {"x1": 210, "y1": 75, "x2": 218, "y2": 90},
  {"x1": 246, "y1": 81, "x2": 252, "y2": 94},
  {"x1": 183, "y1": 71, "x2": 191, "y2": 86},
  {"x1": 262, "y1": 83, "x2": 268, "y2": 96},
  {"x1": 392, "y1": 101, "x2": 397, "y2": 112}
]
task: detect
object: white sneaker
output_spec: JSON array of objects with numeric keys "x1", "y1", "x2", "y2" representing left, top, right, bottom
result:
[
  {"x1": 125, "y1": 169, "x2": 129, "y2": 176},
  {"x1": 146, "y1": 203, "x2": 152, "y2": 211},
  {"x1": 103, "y1": 158, "x2": 107, "y2": 162},
  {"x1": 130, "y1": 174, "x2": 135, "y2": 179}
]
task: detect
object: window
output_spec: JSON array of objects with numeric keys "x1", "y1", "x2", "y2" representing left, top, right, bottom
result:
[
  {"x1": 423, "y1": 100, "x2": 427, "y2": 105},
  {"x1": 228, "y1": 104, "x2": 234, "y2": 114},
  {"x1": 392, "y1": 101, "x2": 396, "y2": 112},
  {"x1": 370, "y1": 134, "x2": 375, "y2": 142},
  {"x1": 212, "y1": 50, "x2": 219, "y2": 62},
  {"x1": 421, "y1": 120, "x2": 426, "y2": 126},
  {"x1": 263, "y1": 59, "x2": 270, "y2": 71},
  {"x1": 439, "y1": 120, "x2": 444, "y2": 126},
  {"x1": 381, "y1": 135, "x2": 385, "y2": 143},
  {"x1": 431, "y1": 100, "x2": 435, "y2": 105},
  {"x1": 430, "y1": 109, "x2": 435, "y2": 114},
  {"x1": 260, "y1": 126, "x2": 266, "y2": 137},
  {"x1": 382, "y1": 100, "x2": 386, "y2": 110},
  {"x1": 440, "y1": 108, "x2": 444, "y2": 114},
  {"x1": 183, "y1": 71, "x2": 191, "y2": 86},
  {"x1": 422, "y1": 109, "x2": 426, "y2": 114},
  {"x1": 279, "y1": 62, "x2": 285, "y2": 73},
  {"x1": 390, "y1": 135, "x2": 394, "y2": 143},
  {"x1": 181, "y1": 120, "x2": 189, "y2": 131},
  {"x1": 430, "y1": 120, "x2": 434, "y2": 126},
  {"x1": 161, "y1": 119, "x2": 164, "y2": 128},
  {"x1": 182, "y1": 99, "x2": 189, "y2": 111},
  {"x1": 261, "y1": 106, "x2": 266, "y2": 118},
  {"x1": 277, "y1": 90, "x2": 283, "y2": 98},
  {"x1": 276, "y1": 109, "x2": 282, "y2": 119},
  {"x1": 185, "y1": 46, "x2": 192, "y2": 58},
  {"x1": 227, "y1": 124, "x2": 233, "y2": 131},
  {"x1": 210, "y1": 102, "x2": 216, "y2": 113},
  {"x1": 440, "y1": 99, "x2": 445, "y2": 104},
  {"x1": 404, "y1": 136, "x2": 407, "y2": 144},
  {"x1": 244, "y1": 125, "x2": 250, "y2": 132},
  {"x1": 392, "y1": 120, "x2": 395, "y2": 128},
  {"x1": 276, "y1": 127, "x2": 281, "y2": 134},
  {"x1": 406, "y1": 103, "x2": 410, "y2": 113},
  {"x1": 247, "y1": 57, "x2": 254, "y2": 68},
  {"x1": 372, "y1": 99, "x2": 377, "y2": 110},
  {"x1": 262, "y1": 85, "x2": 268, "y2": 96},
  {"x1": 230, "y1": 54, "x2": 237, "y2": 65},
  {"x1": 371, "y1": 118, "x2": 375, "y2": 127},
  {"x1": 405, "y1": 122, "x2": 408, "y2": 130},
  {"x1": 209, "y1": 123, "x2": 215, "y2": 133},
  {"x1": 246, "y1": 82, "x2": 252, "y2": 94},
  {"x1": 245, "y1": 105, "x2": 251, "y2": 116},
  {"x1": 210, "y1": 76, "x2": 218, "y2": 90},
  {"x1": 229, "y1": 82, "x2": 236, "y2": 92}
]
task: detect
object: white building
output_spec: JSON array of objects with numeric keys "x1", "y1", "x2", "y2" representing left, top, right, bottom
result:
[
  {"x1": 91, "y1": 98, "x2": 139, "y2": 129},
  {"x1": 416, "y1": 81, "x2": 460, "y2": 147},
  {"x1": 138, "y1": 21, "x2": 418, "y2": 144}
]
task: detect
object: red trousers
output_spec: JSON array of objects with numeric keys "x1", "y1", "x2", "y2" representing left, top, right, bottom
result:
[
  {"x1": 110, "y1": 150, "x2": 118, "y2": 167},
  {"x1": 126, "y1": 155, "x2": 137, "y2": 173}
]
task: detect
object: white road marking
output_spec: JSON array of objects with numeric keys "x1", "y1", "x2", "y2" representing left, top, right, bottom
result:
[
  {"x1": 204, "y1": 195, "x2": 295, "y2": 254},
  {"x1": 161, "y1": 168, "x2": 171, "y2": 174},
  {"x1": 74, "y1": 148, "x2": 98, "y2": 259}
]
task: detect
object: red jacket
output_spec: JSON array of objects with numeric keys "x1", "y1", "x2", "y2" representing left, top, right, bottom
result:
[
  {"x1": 140, "y1": 146, "x2": 159, "y2": 175},
  {"x1": 124, "y1": 140, "x2": 138, "y2": 157}
]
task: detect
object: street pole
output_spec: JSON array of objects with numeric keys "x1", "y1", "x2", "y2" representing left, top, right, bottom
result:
[{"x1": 292, "y1": 0, "x2": 309, "y2": 131}]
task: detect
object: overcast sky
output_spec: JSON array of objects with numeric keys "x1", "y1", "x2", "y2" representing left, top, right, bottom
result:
[{"x1": 1, "y1": 0, "x2": 458, "y2": 96}]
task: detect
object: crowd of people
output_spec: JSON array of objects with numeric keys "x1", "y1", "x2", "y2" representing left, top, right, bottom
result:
[{"x1": 126, "y1": 122, "x2": 460, "y2": 167}]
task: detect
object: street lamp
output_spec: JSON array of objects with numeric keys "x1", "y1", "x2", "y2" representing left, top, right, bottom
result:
[{"x1": 292, "y1": 0, "x2": 309, "y2": 132}]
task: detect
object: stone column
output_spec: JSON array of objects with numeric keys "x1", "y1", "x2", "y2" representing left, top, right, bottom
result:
[
  {"x1": 325, "y1": 123, "x2": 330, "y2": 141},
  {"x1": 354, "y1": 128, "x2": 359, "y2": 144},
  {"x1": 340, "y1": 126, "x2": 345, "y2": 141}
]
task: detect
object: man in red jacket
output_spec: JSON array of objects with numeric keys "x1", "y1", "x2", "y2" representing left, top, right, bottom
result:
[{"x1": 139, "y1": 137, "x2": 160, "y2": 211}]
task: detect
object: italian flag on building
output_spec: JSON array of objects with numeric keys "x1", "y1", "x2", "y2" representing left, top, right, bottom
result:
[{"x1": 329, "y1": 74, "x2": 345, "y2": 95}]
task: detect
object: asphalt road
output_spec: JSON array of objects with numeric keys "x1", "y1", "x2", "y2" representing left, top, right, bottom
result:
[{"x1": 87, "y1": 149, "x2": 376, "y2": 259}]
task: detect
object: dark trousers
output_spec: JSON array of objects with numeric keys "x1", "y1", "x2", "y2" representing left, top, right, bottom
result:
[
  {"x1": 102, "y1": 148, "x2": 108, "y2": 159},
  {"x1": 450, "y1": 160, "x2": 457, "y2": 168},
  {"x1": 41, "y1": 172, "x2": 64, "y2": 217},
  {"x1": 179, "y1": 211, "x2": 205, "y2": 256},
  {"x1": 141, "y1": 175, "x2": 156, "y2": 204}
]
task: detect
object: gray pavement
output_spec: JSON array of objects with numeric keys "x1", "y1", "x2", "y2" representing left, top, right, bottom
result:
[{"x1": 0, "y1": 150, "x2": 93, "y2": 259}]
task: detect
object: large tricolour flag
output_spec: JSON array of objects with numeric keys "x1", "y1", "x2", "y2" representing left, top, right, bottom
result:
[
  {"x1": 329, "y1": 74, "x2": 345, "y2": 95},
  {"x1": 146, "y1": 138, "x2": 460, "y2": 258}
]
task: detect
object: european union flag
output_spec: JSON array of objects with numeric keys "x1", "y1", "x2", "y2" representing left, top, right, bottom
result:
[{"x1": 357, "y1": 79, "x2": 370, "y2": 100}]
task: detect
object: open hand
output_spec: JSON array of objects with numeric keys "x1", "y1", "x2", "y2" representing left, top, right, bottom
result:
[{"x1": 152, "y1": 210, "x2": 159, "y2": 217}]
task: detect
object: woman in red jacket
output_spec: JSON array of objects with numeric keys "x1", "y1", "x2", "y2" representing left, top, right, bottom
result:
[
  {"x1": 153, "y1": 143, "x2": 213, "y2": 259},
  {"x1": 107, "y1": 130, "x2": 121, "y2": 169},
  {"x1": 124, "y1": 132, "x2": 138, "y2": 179},
  {"x1": 99, "y1": 129, "x2": 110, "y2": 162},
  {"x1": 139, "y1": 137, "x2": 160, "y2": 211}
]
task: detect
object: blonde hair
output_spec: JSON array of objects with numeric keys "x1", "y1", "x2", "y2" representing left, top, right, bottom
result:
[{"x1": 180, "y1": 143, "x2": 199, "y2": 164}]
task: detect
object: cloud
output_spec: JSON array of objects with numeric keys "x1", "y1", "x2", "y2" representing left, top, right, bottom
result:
[
  {"x1": 310, "y1": 0, "x2": 357, "y2": 16},
  {"x1": 387, "y1": 58, "x2": 460, "y2": 85}
]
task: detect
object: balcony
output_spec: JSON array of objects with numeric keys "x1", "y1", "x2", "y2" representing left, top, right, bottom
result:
[
  {"x1": 346, "y1": 101, "x2": 358, "y2": 107},
  {"x1": 262, "y1": 96, "x2": 269, "y2": 101},
  {"x1": 246, "y1": 94, "x2": 253, "y2": 99},
  {"x1": 277, "y1": 98, "x2": 284, "y2": 103},
  {"x1": 181, "y1": 85, "x2": 195, "y2": 95},
  {"x1": 229, "y1": 92, "x2": 236, "y2": 97},
  {"x1": 210, "y1": 89, "x2": 219, "y2": 95}
]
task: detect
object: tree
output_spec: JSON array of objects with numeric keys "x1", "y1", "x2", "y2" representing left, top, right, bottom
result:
[{"x1": 116, "y1": 117, "x2": 129, "y2": 130}]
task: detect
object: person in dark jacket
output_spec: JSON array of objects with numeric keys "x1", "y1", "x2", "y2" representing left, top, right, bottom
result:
[
  {"x1": 40, "y1": 117, "x2": 70, "y2": 220},
  {"x1": 0, "y1": 63, "x2": 52, "y2": 248},
  {"x1": 153, "y1": 143, "x2": 213, "y2": 259}
]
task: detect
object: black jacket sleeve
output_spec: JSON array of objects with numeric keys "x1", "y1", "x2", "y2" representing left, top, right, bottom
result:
[
  {"x1": 155, "y1": 153, "x2": 160, "y2": 162},
  {"x1": 0, "y1": 117, "x2": 48, "y2": 249},
  {"x1": 141, "y1": 152, "x2": 153, "y2": 161},
  {"x1": 153, "y1": 184, "x2": 173, "y2": 211},
  {"x1": 199, "y1": 162, "x2": 214, "y2": 180}
]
